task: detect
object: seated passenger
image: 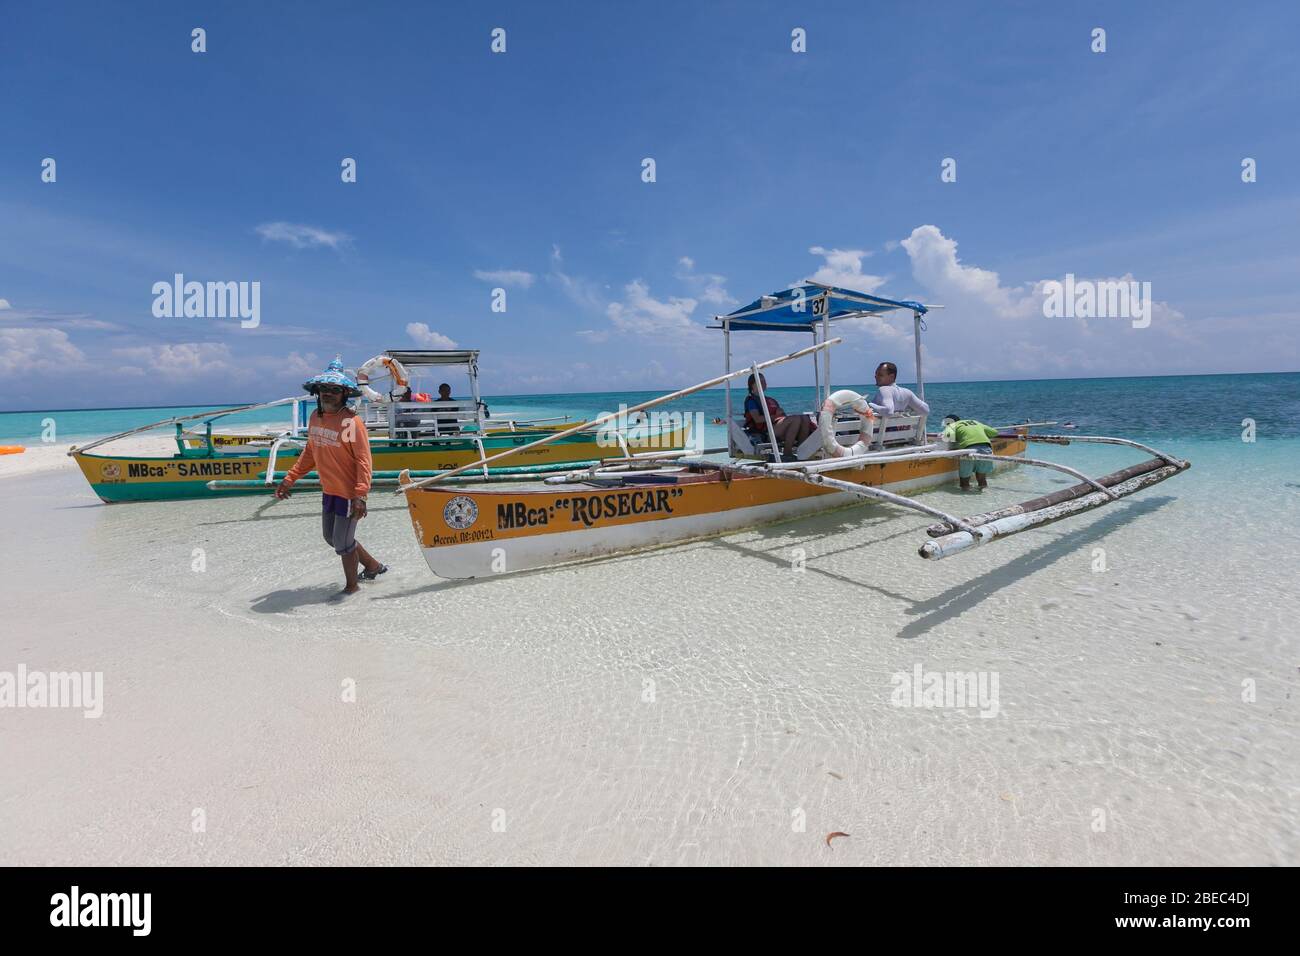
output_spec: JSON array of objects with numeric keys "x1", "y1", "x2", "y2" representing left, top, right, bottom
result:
[
  {"x1": 435, "y1": 383, "x2": 460, "y2": 434},
  {"x1": 743, "y1": 373, "x2": 815, "y2": 461},
  {"x1": 867, "y1": 362, "x2": 931, "y2": 417}
]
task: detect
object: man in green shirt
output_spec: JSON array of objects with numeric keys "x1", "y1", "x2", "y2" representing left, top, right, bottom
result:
[{"x1": 942, "y1": 414, "x2": 1001, "y2": 490}]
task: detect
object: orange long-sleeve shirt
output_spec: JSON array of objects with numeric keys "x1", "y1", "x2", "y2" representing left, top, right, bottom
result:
[{"x1": 283, "y1": 409, "x2": 373, "y2": 498}]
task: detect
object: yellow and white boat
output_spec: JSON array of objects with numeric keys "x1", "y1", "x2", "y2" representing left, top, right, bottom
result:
[
  {"x1": 69, "y1": 349, "x2": 689, "y2": 502},
  {"x1": 399, "y1": 285, "x2": 1189, "y2": 579}
]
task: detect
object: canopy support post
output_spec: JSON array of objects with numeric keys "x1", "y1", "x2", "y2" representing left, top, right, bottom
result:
[
  {"x1": 724, "y1": 317, "x2": 734, "y2": 456},
  {"x1": 812, "y1": 328, "x2": 821, "y2": 407},
  {"x1": 469, "y1": 355, "x2": 483, "y2": 430},
  {"x1": 821, "y1": 296, "x2": 831, "y2": 396},
  {"x1": 913, "y1": 309, "x2": 925, "y2": 401}
]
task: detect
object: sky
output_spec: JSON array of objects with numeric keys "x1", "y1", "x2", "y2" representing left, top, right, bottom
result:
[{"x1": 2, "y1": 0, "x2": 1298, "y2": 409}]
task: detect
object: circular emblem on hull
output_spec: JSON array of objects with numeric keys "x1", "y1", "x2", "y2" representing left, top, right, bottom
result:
[
  {"x1": 102, "y1": 464, "x2": 121, "y2": 480},
  {"x1": 443, "y1": 495, "x2": 479, "y2": 530}
]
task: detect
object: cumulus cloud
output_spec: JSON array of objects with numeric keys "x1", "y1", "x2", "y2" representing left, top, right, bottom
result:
[
  {"x1": 0, "y1": 327, "x2": 87, "y2": 375},
  {"x1": 605, "y1": 280, "x2": 702, "y2": 338},
  {"x1": 0, "y1": 299, "x2": 10, "y2": 310},
  {"x1": 894, "y1": 224, "x2": 1212, "y2": 380},
  {"x1": 406, "y1": 323, "x2": 457, "y2": 349},
  {"x1": 806, "y1": 246, "x2": 886, "y2": 293},
  {"x1": 474, "y1": 269, "x2": 535, "y2": 288},
  {"x1": 110, "y1": 342, "x2": 235, "y2": 382},
  {"x1": 900, "y1": 226, "x2": 1038, "y2": 320},
  {"x1": 255, "y1": 222, "x2": 351, "y2": 249}
]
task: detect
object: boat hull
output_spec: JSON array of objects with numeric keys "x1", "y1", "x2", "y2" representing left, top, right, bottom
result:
[
  {"x1": 73, "y1": 425, "x2": 690, "y2": 502},
  {"x1": 403, "y1": 437, "x2": 1026, "y2": 579}
]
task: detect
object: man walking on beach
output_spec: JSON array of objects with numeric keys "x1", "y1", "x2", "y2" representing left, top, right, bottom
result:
[
  {"x1": 868, "y1": 361, "x2": 931, "y2": 417},
  {"x1": 942, "y1": 414, "x2": 1001, "y2": 491},
  {"x1": 275, "y1": 358, "x2": 387, "y2": 595}
]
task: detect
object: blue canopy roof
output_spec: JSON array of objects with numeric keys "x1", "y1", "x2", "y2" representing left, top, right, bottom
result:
[{"x1": 715, "y1": 283, "x2": 928, "y2": 332}]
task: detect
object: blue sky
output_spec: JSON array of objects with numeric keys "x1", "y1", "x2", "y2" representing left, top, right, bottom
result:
[{"x1": 2, "y1": 0, "x2": 1298, "y2": 408}]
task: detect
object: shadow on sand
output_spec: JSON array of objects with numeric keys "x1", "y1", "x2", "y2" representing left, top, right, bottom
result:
[
  {"x1": 199, "y1": 499, "x2": 408, "y2": 527},
  {"x1": 369, "y1": 495, "x2": 1175, "y2": 638},
  {"x1": 249, "y1": 584, "x2": 347, "y2": 613},
  {"x1": 894, "y1": 496, "x2": 1172, "y2": 639}
]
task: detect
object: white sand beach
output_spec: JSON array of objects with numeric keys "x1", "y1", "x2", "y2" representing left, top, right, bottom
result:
[
  {"x1": 1, "y1": 442, "x2": 1297, "y2": 866},
  {"x1": 0, "y1": 438, "x2": 178, "y2": 481}
]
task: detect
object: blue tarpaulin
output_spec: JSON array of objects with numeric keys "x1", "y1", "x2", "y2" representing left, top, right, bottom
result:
[{"x1": 716, "y1": 284, "x2": 927, "y2": 332}]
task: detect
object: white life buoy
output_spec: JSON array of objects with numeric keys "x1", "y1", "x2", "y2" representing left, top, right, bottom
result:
[
  {"x1": 818, "y1": 389, "x2": 876, "y2": 457},
  {"x1": 355, "y1": 355, "x2": 410, "y2": 403}
]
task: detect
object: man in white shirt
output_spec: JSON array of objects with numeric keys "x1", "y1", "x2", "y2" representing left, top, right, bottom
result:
[{"x1": 867, "y1": 362, "x2": 931, "y2": 417}]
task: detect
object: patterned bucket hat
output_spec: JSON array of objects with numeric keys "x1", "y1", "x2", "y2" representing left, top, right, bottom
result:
[{"x1": 302, "y1": 356, "x2": 362, "y2": 397}]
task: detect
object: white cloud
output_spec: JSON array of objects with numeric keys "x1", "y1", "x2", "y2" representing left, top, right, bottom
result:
[
  {"x1": 675, "y1": 257, "x2": 736, "y2": 307},
  {"x1": 900, "y1": 225, "x2": 1037, "y2": 319},
  {"x1": 406, "y1": 323, "x2": 457, "y2": 349},
  {"x1": 0, "y1": 305, "x2": 121, "y2": 332},
  {"x1": 605, "y1": 280, "x2": 702, "y2": 338},
  {"x1": 255, "y1": 222, "x2": 351, "y2": 250},
  {"x1": 806, "y1": 246, "x2": 886, "y2": 293},
  {"x1": 547, "y1": 250, "x2": 605, "y2": 313},
  {"x1": 474, "y1": 269, "x2": 535, "y2": 288},
  {"x1": 892, "y1": 224, "x2": 1245, "y2": 380},
  {"x1": 0, "y1": 328, "x2": 86, "y2": 375},
  {"x1": 110, "y1": 342, "x2": 235, "y2": 382}
]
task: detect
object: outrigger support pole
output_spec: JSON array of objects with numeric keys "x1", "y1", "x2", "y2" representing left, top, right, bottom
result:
[
  {"x1": 68, "y1": 396, "x2": 300, "y2": 456},
  {"x1": 919, "y1": 433, "x2": 1191, "y2": 560},
  {"x1": 750, "y1": 364, "x2": 782, "y2": 461},
  {"x1": 920, "y1": 460, "x2": 1189, "y2": 560},
  {"x1": 712, "y1": 460, "x2": 985, "y2": 536},
  {"x1": 397, "y1": 337, "x2": 843, "y2": 492}
]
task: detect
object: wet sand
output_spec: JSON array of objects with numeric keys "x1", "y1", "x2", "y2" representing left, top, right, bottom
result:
[{"x1": 1, "y1": 441, "x2": 1296, "y2": 865}]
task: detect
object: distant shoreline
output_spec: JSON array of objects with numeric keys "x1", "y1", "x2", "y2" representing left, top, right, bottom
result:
[{"x1": 1, "y1": 368, "x2": 1296, "y2": 416}]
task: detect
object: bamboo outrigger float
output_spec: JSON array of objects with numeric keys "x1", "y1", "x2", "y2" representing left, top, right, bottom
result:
[
  {"x1": 396, "y1": 285, "x2": 1190, "y2": 580},
  {"x1": 68, "y1": 350, "x2": 689, "y2": 502}
]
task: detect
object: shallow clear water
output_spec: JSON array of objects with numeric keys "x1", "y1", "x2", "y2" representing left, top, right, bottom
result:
[{"x1": 2, "y1": 411, "x2": 1295, "y2": 864}]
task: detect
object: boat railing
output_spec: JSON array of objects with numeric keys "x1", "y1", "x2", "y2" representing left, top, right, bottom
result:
[
  {"x1": 385, "y1": 400, "x2": 483, "y2": 440},
  {"x1": 264, "y1": 435, "x2": 305, "y2": 483}
]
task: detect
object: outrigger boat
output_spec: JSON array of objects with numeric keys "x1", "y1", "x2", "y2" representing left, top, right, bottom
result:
[
  {"x1": 69, "y1": 350, "x2": 690, "y2": 502},
  {"x1": 397, "y1": 284, "x2": 1190, "y2": 579}
]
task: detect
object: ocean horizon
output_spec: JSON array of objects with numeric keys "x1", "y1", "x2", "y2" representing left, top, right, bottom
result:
[{"x1": 4, "y1": 370, "x2": 1297, "y2": 444}]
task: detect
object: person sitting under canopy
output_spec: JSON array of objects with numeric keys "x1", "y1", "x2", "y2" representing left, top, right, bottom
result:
[
  {"x1": 744, "y1": 372, "x2": 815, "y2": 461},
  {"x1": 867, "y1": 361, "x2": 931, "y2": 417}
]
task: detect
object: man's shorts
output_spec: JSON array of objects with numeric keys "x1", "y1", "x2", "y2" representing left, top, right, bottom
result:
[
  {"x1": 958, "y1": 444, "x2": 995, "y2": 479},
  {"x1": 321, "y1": 493, "x2": 359, "y2": 555}
]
